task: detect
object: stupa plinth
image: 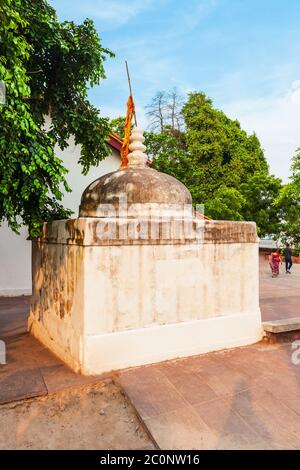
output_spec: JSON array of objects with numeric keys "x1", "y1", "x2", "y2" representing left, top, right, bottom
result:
[{"x1": 28, "y1": 127, "x2": 262, "y2": 374}]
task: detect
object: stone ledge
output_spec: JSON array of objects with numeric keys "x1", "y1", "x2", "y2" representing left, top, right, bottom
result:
[
  {"x1": 263, "y1": 317, "x2": 300, "y2": 333},
  {"x1": 34, "y1": 218, "x2": 258, "y2": 246}
]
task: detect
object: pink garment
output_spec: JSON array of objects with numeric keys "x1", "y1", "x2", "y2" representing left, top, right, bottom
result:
[{"x1": 272, "y1": 252, "x2": 280, "y2": 275}]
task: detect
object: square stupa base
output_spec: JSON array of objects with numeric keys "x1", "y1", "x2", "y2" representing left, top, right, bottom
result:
[{"x1": 28, "y1": 217, "x2": 262, "y2": 375}]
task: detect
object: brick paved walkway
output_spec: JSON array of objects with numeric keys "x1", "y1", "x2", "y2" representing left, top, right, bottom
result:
[
  {"x1": 259, "y1": 257, "x2": 300, "y2": 321},
  {"x1": 118, "y1": 342, "x2": 300, "y2": 449},
  {"x1": 0, "y1": 297, "x2": 102, "y2": 405},
  {"x1": 1, "y1": 257, "x2": 300, "y2": 448},
  {"x1": 116, "y1": 260, "x2": 300, "y2": 449}
]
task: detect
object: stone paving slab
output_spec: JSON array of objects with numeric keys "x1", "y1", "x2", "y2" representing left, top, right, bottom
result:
[
  {"x1": 0, "y1": 295, "x2": 29, "y2": 339},
  {"x1": 118, "y1": 343, "x2": 300, "y2": 449},
  {"x1": 0, "y1": 298, "x2": 103, "y2": 405},
  {"x1": 0, "y1": 367, "x2": 47, "y2": 405},
  {"x1": 263, "y1": 317, "x2": 300, "y2": 333},
  {"x1": 259, "y1": 258, "x2": 300, "y2": 321}
]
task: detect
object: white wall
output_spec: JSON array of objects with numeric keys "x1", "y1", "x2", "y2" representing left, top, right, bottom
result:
[
  {"x1": 0, "y1": 138, "x2": 120, "y2": 296},
  {"x1": 0, "y1": 223, "x2": 32, "y2": 296}
]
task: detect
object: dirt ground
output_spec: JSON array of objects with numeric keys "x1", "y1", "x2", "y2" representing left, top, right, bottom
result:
[{"x1": 0, "y1": 379, "x2": 155, "y2": 450}]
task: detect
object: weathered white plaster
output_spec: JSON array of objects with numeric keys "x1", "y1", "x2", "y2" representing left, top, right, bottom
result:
[
  {"x1": 84, "y1": 313, "x2": 262, "y2": 374},
  {"x1": 28, "y1": 218, "x2": 262, "y2": 374}
]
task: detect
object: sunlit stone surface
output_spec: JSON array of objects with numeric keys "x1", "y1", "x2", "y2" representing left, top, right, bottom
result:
[{"x1": 29, "y1": 127, "x2": 262, "y2": 374}]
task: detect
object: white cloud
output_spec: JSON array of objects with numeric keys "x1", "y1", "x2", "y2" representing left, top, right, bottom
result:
[
  {"x1": 223, "y1": 81, "x2": 300, "y2": 182},
  {"x1": 288, "y1": 80, "x2": 300, "y2": 104},
  {"x1": 62, "y1": 0, "x2": 155, "y2": 26},
  {"x1": 169, "y1": 0, "x2": 218, "y2": 33}
]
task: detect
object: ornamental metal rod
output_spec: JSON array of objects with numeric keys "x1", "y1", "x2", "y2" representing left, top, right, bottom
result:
[{"x1": 125, "y1": 60, "x2": 138, "y2": 126}]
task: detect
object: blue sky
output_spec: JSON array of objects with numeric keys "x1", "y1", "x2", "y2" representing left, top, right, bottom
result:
[{"x1": 50, "y1": 0, "x2": 300, "y2": 181}]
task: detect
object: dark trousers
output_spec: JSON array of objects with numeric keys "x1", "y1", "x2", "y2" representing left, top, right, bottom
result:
[{"x1": 285, "y1": 258, "x2": 293, "y2": 271}]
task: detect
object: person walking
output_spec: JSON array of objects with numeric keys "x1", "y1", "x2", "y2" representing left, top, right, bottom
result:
[
  {"x1": 283, "y1": 243, "x2": 293, "y2": 274},
  {"x1": 270, "y1": 249, "x2": 282, "y2": 278}
]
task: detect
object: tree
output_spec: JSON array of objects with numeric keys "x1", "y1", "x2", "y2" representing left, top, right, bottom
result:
[
  {"x1": 0, "y1": 0, "x2": 113, "y2": 236},
  {"x1": 110, "y1": 116, "x2": 126, "y2": 138},
  {"x1": 145, "y1": 90, "x2": 282, "y2": 230},
  {"x1": 166, "y1": 87, "x2": 184, "y2": 132},
  {"x1": 145, "y1": 129, "x2": 188, "y2": 177},
  {"x1": 145, "y1": 87, "x2": 184, "y2": 133},
  {"x1": 181, "y1": 92, "x2": 268, "y2": 201},
  {"x1": 205, "y1": 186, "x2": 246, "y2": 221},
  {"x1": 145, "y1": 91, "x2": 167, "y2": 132},
  {"x1": 240, "y1": 172, "x2": 283, "y2": 237},
  {"x1": 275, "y1": 149, "x2": 300, "y2": 246}
]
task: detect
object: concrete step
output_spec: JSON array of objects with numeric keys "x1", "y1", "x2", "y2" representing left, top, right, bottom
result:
[
  {"x1": 263, "y1": 317, "x2": 300, "y2": 343},
  {"x1": 263, "y1": 317, "x2": 300, "y2": 333}
]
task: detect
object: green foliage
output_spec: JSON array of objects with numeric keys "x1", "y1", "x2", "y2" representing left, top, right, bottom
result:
[
  {"x1": 240, "y1": 172, "x2": 283, "y2": 236},
  {"x1": 205, "y1": 186, "x2": 246, "y2": 221},
  {"x1": 145, "y1": 129, "x2": 189, "y2": 183},
  {"x1": 181, "y1": 92, "x2": 268, "y2": 202},
  {"x1": 144, "y1": 91, "x2": 281, "y2": 232},
  {"x1": 0, "y1": 0, "x2": 113, "y2": 236},
  {"x1": 275, "y1": 148, "x2": 300, "y2": 245},
  {"x1": 110, "y1": 116, "x2": 125, "y2": 139}
]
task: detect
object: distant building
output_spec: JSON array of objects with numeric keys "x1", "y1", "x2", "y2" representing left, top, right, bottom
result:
[{"x1": 259, "y1": 237, "x2": 278, "y2": 251}]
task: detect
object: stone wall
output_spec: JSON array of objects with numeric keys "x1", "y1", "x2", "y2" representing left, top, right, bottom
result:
[{"x1": 29, "y1": 218, "x2": 262, "y2": 374}]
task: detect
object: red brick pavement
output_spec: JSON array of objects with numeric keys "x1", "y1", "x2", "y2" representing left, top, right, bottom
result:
[
  {"x1": 118, "y1": 342, "x2": 300, "y2": 449},
  {"x1": 259, "y1": 256, "x2": 300, "y2": 321},
  {"x1": 0, "y1": 256, "x2": 300, "y2": 449},
  {"x1": 0, "y1": 297, "x2": 102, "y2": 405}
]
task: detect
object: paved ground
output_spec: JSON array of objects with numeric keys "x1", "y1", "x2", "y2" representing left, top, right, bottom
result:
[
  {"x1": 0, "y1": 299, "x2": 154, "y2": 449},
  {"x1": 118, "y1": 341, "x2": 300, "y2": 449},
  {"x1": 115, "y1": 259, "x2": 300, "y2": 449},
  {"x1": 0, "y1": 256, "x2": 300, "y2": 449},
  {"x1": 259, "y1": 256, "x2": 300, "y2": 321},
  {"x1": 0, "y1": 296, "x2": 104, "y2": 404}
]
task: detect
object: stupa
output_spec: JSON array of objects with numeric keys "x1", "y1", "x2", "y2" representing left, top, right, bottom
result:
[
  {"x1": 79, "y1": 127, "x2": 192, "y2": 219},
  {"x1": 29, "y1": 127, "x2": 262, "y2": 374}
]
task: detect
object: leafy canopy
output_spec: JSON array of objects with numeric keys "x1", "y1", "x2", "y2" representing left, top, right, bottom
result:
[
  {"x1": 140, "y1": 91, "x2": 282, "y2": 235},
  {"x1": 0, "y1": 0, "x2": 113, "y2": 236},
  {"x1": 275, "y1": 149, "x2": 300, "y2": 246}
]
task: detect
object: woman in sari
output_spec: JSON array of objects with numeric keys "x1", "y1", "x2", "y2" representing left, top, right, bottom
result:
[{"x1": 270, "y1": 249, "x2": 282, "y2": 277}]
